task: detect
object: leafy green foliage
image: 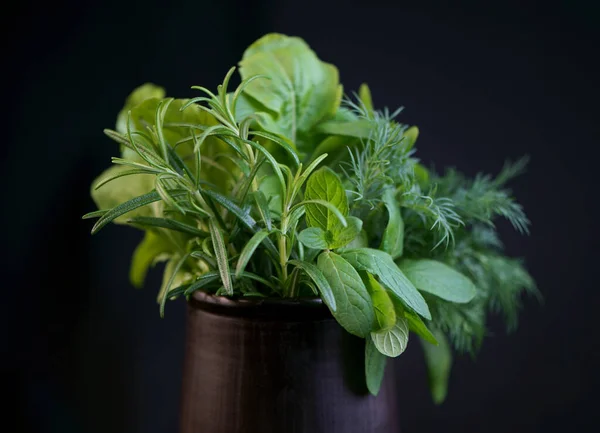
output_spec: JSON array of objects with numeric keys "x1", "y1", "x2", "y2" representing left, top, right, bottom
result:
[
  {"x1": 365, "y1": 336, "x2": 387, "y2": 396},
  {"x1": 84, "y1": 33, "x2": 537, "y2": 405},
  {"x1": 421, "y1": 329, "x2": 452, "y2": 405},
  {"x1": 399, "y1": 259, "x2": 476, "y2": 303}
]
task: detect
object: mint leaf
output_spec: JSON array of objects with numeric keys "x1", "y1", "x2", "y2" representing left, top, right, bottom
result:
[
  {"x1": 380, "y1": 189, "x2": 404, "y2": 259},
  {"x1": 298, "y1": 227, "x2": 329, "y2": 250},
  {"x1": 399, "y1": 259, "x2": 476, "y2": 303},
  {"x1": 238, "y1": 33, "x2": 341, "y2": 152},
  {"x1": 304, "y1": 167, "x2": 348, "y2": 232},
  {"x1": 317, "y1": 252, "x2": 374, "y2": 338},
  {"x1": 370, "y1": 316, "x2": 409, "y2": 357},
  {"x1": 362, "y1": 272, "x2": 396, "y2": 332},
  {"x1": 340, "y1": 248, "x2": 431, "y2": 320},
  {"x1": 365, "y1": 336, "x2": 387, "y2": 396},
  {"x1": 329, "y1": 216, "x2": 362, "y2": 249},
  {"x1": 421, "y1": 329, "x2": 452, "y2": 404},
  {"x1": 405, "y1": 309, "x2": 438, "y2": 345}
]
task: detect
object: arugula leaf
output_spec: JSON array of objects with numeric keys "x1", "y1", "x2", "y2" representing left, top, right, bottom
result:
[
  {"x1": 370, "y1": 315, "x2": 409, "y2": 357},
  {"x1": 362, "y1": 272, "x2": 396, "y2": 332},
  {"x1": 340, "y1": 248, "x2": 431, "y2": 319},
  {"x1": 317, "y1": 252, "x2": 374, "y2": 338},
  {"x1": 129, "y1": 231, "x2": 172, "y2": 288},
  {"x1": 380, "y1": 189, "x2": 404, "y2": 259},
  {"x1": 398, "y1": 259, "x2": 476, "y2": 303},
  {"x1": 238, "y1": 33, "x2": 341, "y2": 153},
  {"x1": 304, "y1": 167, "x2": 348, "y2": 234},
  {"x1": 421, "y1": 329, "x2": 452, "y2": 404},
  {"x1": 298, "y1": 227, "x2": 329, "y2": 250},
  {"x1": 365, "y1": 336, "x2": 387, "y2": 396}
]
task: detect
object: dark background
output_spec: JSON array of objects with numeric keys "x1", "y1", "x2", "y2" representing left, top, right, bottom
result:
[{"x1": 3, "y1": 0, "x2": 599, "y2": 432}]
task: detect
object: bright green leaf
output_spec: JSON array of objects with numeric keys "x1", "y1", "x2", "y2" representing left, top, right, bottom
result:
[
  {"x1": 358, "y1": 83, "x2": 373, "y2": 111},
  {"x1": 340, "y1": 248, "x2": 431, "y2": 320},
  {"x1": 304, "y1": 167, "x2": 348, "y2": 233},
  {"x1": 399, "y1": 259, "x2": 477, "y2": 303},
  {"x1": 116, "y1": 83, "x2": 166, "y2": 134},
  {"x1": 421, "y1": 329, "x2": 452, "y2": 404},
  {"x1": 129, "y1": 231, "x2": 172, "y2": 288},
  {"x1": 317, "y1": 252, "x2": 374, "y2": 338},
  {"x1": 298, "y1": 227, "x2": 329, "y2": 250},
  {"x1": 238, "y1": 33, "x2": 340, "y2": 152},
  {"x1": 370, "y1": 316, "x2": 409, "y2": 357},
  {"x1": 365, "y1": 336, "x2": 387, "y2": 396},
  {"x1": 329, "y1": 216, "x2": 362, "y2": 249},
  {"x1": 380, "y1": 189, "x2": 404, "y2": 259},
  {"x1": 362, "y1": 272, "x2": 396, "y2": 332},
  {"x1": 405, "y1": 309, "x2": 438, "y2": 345}
]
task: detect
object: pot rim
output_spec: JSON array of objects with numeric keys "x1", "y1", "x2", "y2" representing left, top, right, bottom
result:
[{"x1": 188, "y1": 291, "x2": 333, "y2": 321}]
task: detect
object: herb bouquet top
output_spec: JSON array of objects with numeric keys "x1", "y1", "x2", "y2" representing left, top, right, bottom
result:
[{"x1": 84, "y1": 33, "x2": 538, "y2": 402}]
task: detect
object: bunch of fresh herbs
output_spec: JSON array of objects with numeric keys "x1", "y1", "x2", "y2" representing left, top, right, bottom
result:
[{"x1": 84, "y1": 33, "x2": 538, "y2": 402}]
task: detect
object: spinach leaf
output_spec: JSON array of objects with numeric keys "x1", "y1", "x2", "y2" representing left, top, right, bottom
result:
[{"x1": 238, "y1": 33, "x2": 341, "y2": 153}]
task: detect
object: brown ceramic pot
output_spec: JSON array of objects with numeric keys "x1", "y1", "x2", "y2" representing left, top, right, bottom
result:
[{"x1": 179, "y1": 291, "x2": 401, "y2": 433}]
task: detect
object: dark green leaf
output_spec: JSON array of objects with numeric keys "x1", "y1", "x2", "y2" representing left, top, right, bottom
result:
[
  {"x1": 252, "y1": 190, "x2": 272, "y2": 230},
  {"x1": 340, "y1": 248, "x2": 431, "y2": 320},
  {"x1": 289, "y1": 260, "x2": 336, "y2": 311},
  {"x1": 421, "y1": 329, "x2": 452, "y2": 404},
  {"x1": 365, "y1": 336, "x2": 387, "y2": 396},
  {"x1": 209, "y1": 219, "x2": 232, "y2": 295},
  {"x1": 127, "y1": 217, "x2": 208, "y2": 237},
  {"x1": 203, "y1": 189, "x2": 256, "y2": 230},
  {"x1": 235, "y1": 229, "x2": 271, "y2": 277},
  {"x1": 317, "y1": 252, "x2": 374, "y2": 337}
]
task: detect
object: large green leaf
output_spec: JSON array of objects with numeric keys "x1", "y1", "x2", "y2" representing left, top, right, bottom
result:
[
  {"x1": 370, "y1": 316, "x2": 409, "y2": 357},
  {"x1": 116, "y1": 83, "x2": 166, "y2": 135},
  {"x1": 340, "y1": 248, "x2": 431, "y2": 320},
  {"x1": 398, "y1": 259, "x2": 476, "y2": 303},
  {"x1": 380, "y1": 189, "x2": 404, "y2": 259},
  {"x1": 304, "y1": 167, "x2": 348, "y2": 233},
  {"x1": 365, "y1": 336, "x2": 387, "y2": 396},
  {"x1": 317, "y1": 252, "x2": 374, "y2": 338},
  {"x1": 129, "y1": 231, "x2": 172, "y2": 288},
  {"x1": 90, "y1": 165, "x2": 155, "y2": 225},
  {"x1": 421, "y1": 329, "x2": 452, "y2": 404},
  {"x1": 238, "y1": 33, "x2": 341, "y2": 153}
]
